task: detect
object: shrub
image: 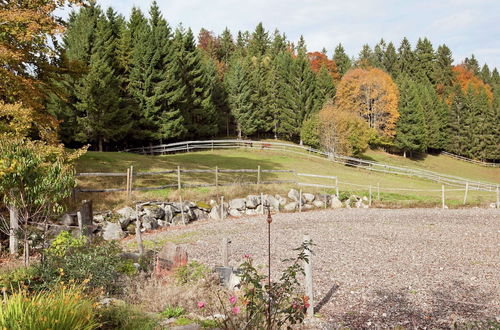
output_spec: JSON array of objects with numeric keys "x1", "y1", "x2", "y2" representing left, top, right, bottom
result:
[
  {"x1": 98, "y1": 305, "x2": 158, "y2": 330},
  {"x1": 175, "y1": 261, "x2": 210, "y2": 285},
  {"x1": 0, "y1": 266, "x2": 37, "y2": 294},
  {"x1": 48, "y1": 231, "x2": 86, "y2": 257},
  {"x1": 0, "y1": 285, "x2": 99, "y2": 330},
  {"x1": 161, "y1": 305, "x2": 185, "y2": 318}
]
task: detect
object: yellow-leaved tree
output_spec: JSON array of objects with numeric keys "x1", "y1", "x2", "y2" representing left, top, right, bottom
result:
[{"x1": 335, "y1": 67, "x2": 399, "y2": 137}]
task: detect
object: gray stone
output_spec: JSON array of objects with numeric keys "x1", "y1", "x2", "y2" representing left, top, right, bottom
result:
[
  {"x1": 171, "y1": 214, "x2": 187, "y2": 225},
  {"x1": 303, "y1": 193, "x2": 315, "y2": 203},
  {"x1": 115, "y1": 206, "x2": 137, "y2": 229},
  {"x1": 229, "y1": 209, "x2": 242, "y2": 217},
  {"x1": 163, "y1": 205, "x2": 174, "y2": 223},
  {"x1": 143, "y1": 205, "x2": 164, "y2": 219},
  {"x1": 209, "y1": 199, "x2": 217, "y2": 206},
  {"x1": 255, "y1": 205, "x2": 264, "y2": 214},
  {"x1": 209, "y1": 204, "x2": 228, "y2": 220},
  {"x1": 319, "y1": 194, "x2": 331, "y2": 204},
  {"x1": 102, "y1": 222, "x2": 126, "y2": 241},
  {"x1": 245, "y1": 209, "x2": 257, "y2": 216},
  {"x1": 171, "y1": 202, "x2": 189, "y2": 213},
  {"x1": 283, "y1": 202, "x2": 298, "y2": 212},
  {"x1": 331, "y1": 195, "x2": 343, "y2": 209},
  {"x1": 245, "y1": 195, "x2": 260, "y2": 209},
  {"x1": 303, "y1": 204, "x2": 313, "y2": 210},
  {"x1": 275, "y1": 194, "x2": 287, "y2": 206},
  {"x1": 362, "y1": 196, "x2": 368, "y2": 202},
  {"x1": 229, "y1": 198, "x2": 246, "y2": 211},
  {"x1": 157, "y1": 220, "x2": 166, "y2": 227},
  {"x1": 141, "y1": 216, "x2": 158, "y2": 230},
  {"x1": 264, "y1": 194, "x2": 280, "y2": 212},
  {"x1": 313, "y1": 200, "x2": 325, "y2": 208},
  {"x1": 59, "y1": 213, "x2": 75, "y2": 226},
  {"x1": 192, "y1": 208, "x2": 208, "y2": 221},
  {"x1": 288, "y1": 189, "x2": 305, "y2": 204},
  {"x1": 93, "y1": 214, "x2": 105, "y2": 223}
]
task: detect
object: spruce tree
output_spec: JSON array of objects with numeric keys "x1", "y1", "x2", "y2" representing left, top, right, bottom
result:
[
  {"x1": 218, "y1": 28, "x2": 234, "y2": 65},
  {"x1": 333, "y1": 43, "x2": 351, "y2": 76},
  {"x1": 464, "y1": 54, "x2": 480, "y2": 75},
  {"x1": 414, "y1": 37, "x2": 435, "y2": 83},
  {"x1": 396, "y1": 37, "x2": 415, "y2": 78},
  {"x1": 373, "y1": 39, "x2": 386, "y2": 69},
  {"x1": 383, "y1": 42, "x2": 398, "y2": 76},
  {"x1": 357, "y1": 44, "x2": 374, "y2": 68},
  {"x1": 74, "y1": 13, "x2": 131, "y2": 151},
  {"x1": 395, "y1": 76, "x2": 427, "y2": 157},
  {"x1": 480, "y1": 64, "x2": 491, "y2": 84},
  {"x1": 433, "y1": 44, "x2": 454, "y2": 96},
  {"x1": 248, "y1": 23, "x2": 270, "y2": 57},
  {"x1": 447, "y1": 86, "x2": 467, "y2": 155},
  {"x1": 315, "y1": 65, "x2": 336, "y2": 111}
]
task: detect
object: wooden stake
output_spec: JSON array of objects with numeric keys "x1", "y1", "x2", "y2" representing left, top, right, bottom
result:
[
  {"x1": 180, "y1": 196, "x2": 186, "y2": 225},
  {"x1": 299, "y1": 189, "x2": 302, "y2": 213},
  {"x1": 463, "y1": 182, "x2": 469, "y2": 205},
  {"x1": 177, "y1": 166, "x2": 181, "y2": 191},
  {"x1": 335, "y1": 178, "x2": 339, "y2": 198},
  {"x1": 126, "y1": 168, "x2": 130, "y2": 199},
  {"x1": 129, "y1": 166, "x2": 134, "y2": 197},
  {"x1": 369, "y1": 185, "x2": 372, "y2": 206},
  {"x1": 303, "y1": 234, "x2": 313, "y2": 318},
  {"x1": 441, "y1": 185, "x2": 445, "y2": 209},
  {"x1": 377, "y1": 182, "x2": 380, "y2": 200},
  {"x1": 135, "y1": 204, "x2": 144, "y2": 256},
  {"x1": 257, "y1": 165, "x2": 261, "y2": 185},
  {"x1": 221, "y1": 238, "x2": 229, "y2": 267},
  {"x1": 220, "y1": 196, "x2": 224, "y2": 220},
  {"x1": 215, "y1": 166, "x2": 219, "y2": 187}
]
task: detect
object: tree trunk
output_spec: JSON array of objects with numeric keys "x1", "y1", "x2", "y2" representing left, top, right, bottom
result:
[
  {"x1": 98, "y1": 137, "x2": 103, "y2": 152},
  {"x1": 9, "y1": 207, "x2": 19, "y2": 256},
  {"x1": 80, "y1": 200, "x2": 93, "y2": 238},
  {"x1": 403, "y1": 150, "x2": 406, "y2": 158},
  {"x1": 23, "y1": 213, "x2": 29, "y2": 266},
  {"x1": 237, "y1": 124, "x2": 242, "y2": 140}
]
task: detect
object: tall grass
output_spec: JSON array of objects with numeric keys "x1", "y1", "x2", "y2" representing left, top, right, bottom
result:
[{"x1": 0, "y1": 285, "x2": 99, "y2": 330}]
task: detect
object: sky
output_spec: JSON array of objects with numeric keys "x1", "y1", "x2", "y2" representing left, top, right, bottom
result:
[{"x1": 64, "y1": 0, "x2": 500, "y2": 69}]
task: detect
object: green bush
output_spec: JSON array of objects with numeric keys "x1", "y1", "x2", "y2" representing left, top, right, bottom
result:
[
  {"x1": 48, "y1": 231, "x2": 86, "y2": 257},
  {"x1": 35, "y1": 233, "x2": 129, "y2": 293},
  {"x1": 161, "y1": 305, "x2": 185, "y2": 318},
  {"x1": 98, "y1": 305, "x2": 158, "y2": 330},
  {"x1": 0, "y1": 285, "x2": 99, "y2": 330},
  {"x1": 0, "y1": 266, "x2": 37, "y2": 294},
  {"x1": 174, "y1": 261, "x2": 209, "y2": 285}
]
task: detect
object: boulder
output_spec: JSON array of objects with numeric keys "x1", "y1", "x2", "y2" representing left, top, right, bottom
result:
[
  {"x1": 283, "y1": 202, "x2": 298, "y2": 212},
  {"x1": 102, "y1": 221, "x2": 126, "y2": 241},
  {"x1": 143, "y1": 205, "x2": 165, "y2": 219},
  {"x1": 209, "y1": 204, "x2": 228, "y2": 220},
  {"x1": 313, "y1": 200, "x2": 325, "y2": 208},
  {"x1": 264, "y1": 194, "x2": 280, "y2": 212},
  {"x1": 171, "y1": 202, "x2": 189, "y2": 213},
  {"x1": 330, "y1": 195, "x2": 343, "y2": 209},
  {"x1": 303, "y1": 204, "x2": 313, "y2": 210},
  {"x1": 59, "y1": 213, "x2": 75, "y2": 226},
  {"x1": 141, "y1": 216, "x2": 158, "y2": 231},
  {"x1": 303, "y1": 193, "x2": 315, "y2": 203},
  {"x1": 157, "y1": 242, "x2": 188, "y2": 271},
  {"x1": 116, "y1": 206, "x2": 137, "y2": 229},
  {"x1": 275, "y1": 194, "x2": 287, "y2": 206},
  {"x1": 229, "y1": 209, "x2": 242, "y2": 217},
  {"x1": 245, "y1": 195, "x2": 260, "y2": 209},
  {"x1": 318, "y1": 194, "x2": 331, "y2": 204},
  {"x1": 288, "y1": 189, "x2": 305, "y2": 204},
  {"x1": 192, "y1": 208, "x2": 208, "y2": 221},
  {"x1": 157, "y1": 220, "x2": 167, "y2": 228},
  {"x1": 229, "y1": 198, "x2": 246, "y2": 211},
  {"x1": 171, "y1": 214, "x2": 187, "y2": 225},
  {"x1": 93, "y1": 214, "x2": 105, "y2": 224},
  {"x1": 256, "y1": 205, "x2": 265, "y2": 214},
  {"x1": 245, "y1": 209, "x2": 257, "y2": 216}
]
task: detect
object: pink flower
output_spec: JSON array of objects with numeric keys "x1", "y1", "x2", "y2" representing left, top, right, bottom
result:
[
  {"x1": 243, "y1": 254, "x2": 251, "y2": 259},
  {"x1": 197, "y1": 302, "x2": 205, "y2": 309},
  {"x1": 229, "y1": 295, "x2": 237, "y2": 304},
  {"x1": 231, "y1": 306, "x2": 240, "y2": 315}
]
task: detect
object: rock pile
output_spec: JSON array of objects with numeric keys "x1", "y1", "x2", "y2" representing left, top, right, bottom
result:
[{"x1": 57, "y1": 189, "x2": 370, "y2": 240}]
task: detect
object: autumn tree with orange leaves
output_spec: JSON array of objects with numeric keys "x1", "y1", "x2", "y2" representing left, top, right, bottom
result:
[
  {"x1": 307, "y1": 52, "x2": 340, "y2": 81},
  {"x1": 335, "y1": 67, "x2": 399, "y2": 137},
  {"x1": 451, "y1": 65, "x2": 493, "y2": 102}
]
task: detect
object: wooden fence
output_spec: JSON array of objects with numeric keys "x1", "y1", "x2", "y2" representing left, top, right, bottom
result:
[
  {"x1": 440, "y1": 151, "x2": 500, "y2": 168},
  {"x1": 123, "y1": 139, "x2": 499, "y2": 192}
]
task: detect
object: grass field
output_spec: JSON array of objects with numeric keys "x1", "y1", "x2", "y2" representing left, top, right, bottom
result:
[{"x1": 75, "y1": 147, "x2": 499, "y2": 210}]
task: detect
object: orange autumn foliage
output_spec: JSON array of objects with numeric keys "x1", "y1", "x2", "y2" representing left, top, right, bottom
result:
[
  {"x1": 451, "y1": 65, "x2": 493, "y2": 102},
  {"x1": 335, "y1": 68, "x2": 399, "y2": 137},
  {"x1": 307, "y1": 52, "x2": 340, "y2": 81}
]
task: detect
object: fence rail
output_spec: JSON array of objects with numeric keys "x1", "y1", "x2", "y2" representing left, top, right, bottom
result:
[
  {"x1": 123, "y1": 139, "x2": 499, "y2": 192},
  {"x1": 440, "y1": 151, "x2": 500, "y2": 167}
]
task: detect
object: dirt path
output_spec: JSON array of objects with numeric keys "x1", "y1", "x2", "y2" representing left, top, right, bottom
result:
[{"x1": 142, "y1": 208, "x2": 500, "y2": 328}]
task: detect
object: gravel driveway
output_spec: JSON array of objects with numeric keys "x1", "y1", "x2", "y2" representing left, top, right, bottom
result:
[{"x1": 142, "y1": 208, "x2": 500, "y2": 328}]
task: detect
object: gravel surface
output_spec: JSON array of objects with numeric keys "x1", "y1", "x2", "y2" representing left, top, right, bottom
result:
[{"x1": 143, "y1": 208, "x2": 500, "y2": 328}]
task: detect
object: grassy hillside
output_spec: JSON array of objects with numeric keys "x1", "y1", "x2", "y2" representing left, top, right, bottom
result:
[{"x1": 75, "y1": 148, "x2": 499, "y2": 210}]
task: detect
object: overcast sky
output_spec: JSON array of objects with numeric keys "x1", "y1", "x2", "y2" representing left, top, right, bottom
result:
[{"x1": 66, "y1": 0, "x2": 500, "y2": 69}]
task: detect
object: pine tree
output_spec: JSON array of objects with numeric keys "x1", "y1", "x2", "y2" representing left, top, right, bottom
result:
[
  {"x1": 248, "y1": 55, "x2": 274, "y2": 135},
  {"x1": 333, "y1": 43, "x2": 351, "y2": 76},
  {"x1": 248, "y1": 23, "x2": 269, "y2": 57},
  {"x1": 414, "y1": 37, "x2": 435, "y2": 83},
  {"x1": 464, "y1": 54, "x2": 480, "y2": 75},
  {"x1": 491, "y1": 68, "x2": 500, "y2": 88},
  {"x1": 396, "y1": 37, "x2": 415, "y2": 78},
  {"x1": 225, "y1": 58, "x2": 255, "y2": 138},
  {"x1": 447, "y1": 85, "x2": 467, "y2": 155},
  {"x1": 419, "y1": 81, "x2": 447, "y2": 150},
  {"x1": 395, "y1": 76, "x2": 427, "y2": 156},
  {"x1": 74, "y1": 13, "x2": 131, "y2": 151},
  {"x1": 433, "y1": 44, "x2": 454, "y2": 96},
  {"x1": 270, "y1": 29, "x2": 287, "y2": 56},
  {"x1": 373, "y1": 39, "x2": 386, "y2": 69},
  {"x1": 315, "y1": 65, "x2": 335, "y2": 111},
  {"x1": 383, "y1": 42, "x2": 398, "y2": 76},
  {"x1": 480, "y1": 64, "x2": 491, "y2": 84},
  {"x1": 357, "y1": 44, "x2": 374, "y2": 68},
  {"x1": 218, "y1": 28, "x2": 234, "y2": 65}
]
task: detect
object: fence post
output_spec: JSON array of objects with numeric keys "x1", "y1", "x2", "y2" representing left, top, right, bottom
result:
[
  {"x1": 299, "y1": 189, "x2": 302, "y2": 213},
  {"x1": 441, "y1": 185, "x2": 445, "y2": 209},
  {"x1": 335, "y1": 178, "x2": 339, "y2": 198},
  {"x1": 211, "y1": 141, "x2": 214, "y2": 151},
  {"x1": 463, "y1": 182, "x2": 469, "y2": 205},
  {"x1": 496, "y1": 185, "x2": 499, "y2": 209},
  {"x1": 220, "y1": 196, "x2": 224, "y2": 220},
  {"x1": 377, "y1": 182, "x2": 380, "y2": 200},
  {"x1": 177, "y1": 166, "x2": 181, "y2": 191},
  {"x1": 257, "y1": 165, "x2": 261, "y2": 185},
  {"x1": 215, "y1": 166, "x2": 219, "y2": 187},
  {"x1": 80, "y1": 200, "x2": 93, "y2": 237},
  {"x1": 126, "y1": 168, "x2": 130, "y2": 199},
  {"x1": 129, "y1": 166, "x2": 134, "y2": 197},
  {"x1": 303, "y1": 234, "x2": 313, "y2": 318},
  {"x1": 9, "y1": 207, "x2": 19, "y2": 255},
  {"x1": 135, "y1": 204, "x2": 144, "y2": 256},
  {"x1": 179, "y1": 196, "x2": 186, "y2": 225},
  {"x1": 369, "y1": 185, "x2": 372, "y2": 206},
  {"x1": 221, "y1": 237, "x2": 229, "y2": 267}
]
